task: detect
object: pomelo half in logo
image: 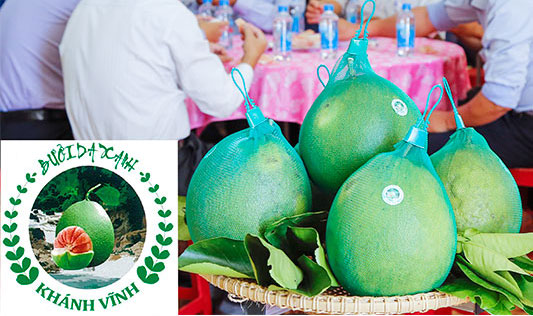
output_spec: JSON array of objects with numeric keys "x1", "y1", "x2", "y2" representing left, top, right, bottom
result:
[{"x1": 52, "y1": 226, "x2": 94, "y2": 270}]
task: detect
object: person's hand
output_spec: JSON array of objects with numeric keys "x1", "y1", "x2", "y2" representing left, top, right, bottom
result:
[
  {"x1": 427, "y1": 110, "x2": 455, "y2": 133},
  {"x1": 306, "y1": 0, "x2": 324, "y2": 24},
  {"x1": 198, "y1": 19, "x2": 228, "y2": 43},
  {"x1": 196, "y1": 0, "x2": 237, "y2": 5},
  {"x1": 240, "y1": 23, "x2": 267, "y2": 68},
  {"x1": 209, "y1": 43, "x2": 232, "y2": 63}
]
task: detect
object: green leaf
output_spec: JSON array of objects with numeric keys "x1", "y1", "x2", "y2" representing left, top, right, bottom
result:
[
  {"x1": 149, "y1": 184, "x2": 159, "y2": 193},
  {"x1": 244, "y1": 235, "x2": 303, "y2": 290},
  {"x1": 17, "y1": 185, "x2": 28, "y2": 194},
  {"x1": 94, "y1": 185, "x2": 120, "y2": 207},
  {"x1": 2, "y1": 223, "x2": 17, "y2": 233},
  {"x1": 139, "y1": 172, "x2": 150, "y2": 182},
  {"x1": 9, "y1": 198, "x2": 21, "y2": 206},
  {"x1": 156, "y1": 234, "x2": 172, "y2": 246},
  {"x1": 10, "y1": 258, "x2": 31, "y2": 273},
  {"x1": 6, "y1": 247, "x2": 24, "y2": 260},
  {"x1": 464, "y1": 242, "x2": 528, "y2": 275},
  {"x1": 469, "y1": 233, "x2": 533, "y2": 258},
  {"x1": 152, "y1": 262, "x2": 165, "y2": 272},
  {"x1": 26, "y1": 173, "x2": 36, "y2": 183},
  {"x1": 155, "y1": 197, "x2": 167, "y2": 205},
  {"x1": 178, "y1": 196, "x2": 191, "y2": 241},
  {"x1": 523, "y1": 305, "x2": 533, "y2": 314},
  {"x1": 4, "y1": 210, "x2": 18, "y2": 219},
  {"x1": 179, "y1": 237, "x2": 254, "y2": 279},
  {"x1": 158, "y1": 210, "x2": 171, "y2": 218},
  {"x1": 158, "y1": 222, "x2": 173, "y2": 232},
  {"x1": 151, "y1": 246, "x2": 170, "y2": 260},
  {"x1": 287, "y1": 227, "x2": 338, "y2": 286},
  {"x1": 512, "y1": 256, "x2": 533, "y2": 274},
  {"x1": 485, "y1": 295, "x2": 515, "y2": 315},
  {"x1": 438, "y1": 277, "x2": 500, "y2": 310},
  {"x1": 263, "y1": 211, "x2": 328, "y2": 249},
  {"x1": 291, "y1": 256, "x2": 332, "y2": 296},
  {"x1": 456, "y1": 255, "x2": 524, "y2": 309},
  {"x1": 3, "y1": 236, "x2": 20, "y2": 247},
  {"x1": 463, "y1": 228, "x2": 482, "y2": 239},
  {"x1": 137, "y1": 266, "x2": 159, "y2": 284},
  {"x1": 513, "y1": 274, "x2": 533, "y2": 307},
  {"x1": 16, "y1": 267, "x2": 38, "y2": 285},
  {"x1": 145, "y1": 256, "x2": 155, "y2": 270}
]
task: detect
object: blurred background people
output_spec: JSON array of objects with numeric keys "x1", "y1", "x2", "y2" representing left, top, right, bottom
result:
[
  {"x1": 59, "y1": 0, "x2": 267, "y2": 193},
  {"x1": 334, "y1": 0, "x2": 533, "y2": 168},
  {"x1": 0, "y1": 0, "x2": 79, "y2": 139}
]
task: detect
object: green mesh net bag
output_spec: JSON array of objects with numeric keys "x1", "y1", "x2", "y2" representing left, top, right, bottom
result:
[
  {"x1": 326, "y1": 85, "x2": 457, "y2": 296},
  {"x1": 186, "y1": 69, "x2": 312, "y2": 242},
  {"x1": 430, "y1": 78, "x2": 522, "y2": 233},
  {"x1": 299, "y1": 0, "x2": 421, "y2": 194}
]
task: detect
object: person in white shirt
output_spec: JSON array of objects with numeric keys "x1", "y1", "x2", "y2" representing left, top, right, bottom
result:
[
  {"x1": 60, "y1": 0, "x2": 267, "y2": 195},
  {"x1": 60, "y1": 0, "x2": 266, "y2": 140}
]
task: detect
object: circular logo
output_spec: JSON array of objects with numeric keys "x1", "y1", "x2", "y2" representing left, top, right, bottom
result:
[
  {"x1": 391, "y1": 99, "x2": 408, "y2": 116},
  {"x1": 382, "y1": 185, "x2": 404, "y2": 205}
]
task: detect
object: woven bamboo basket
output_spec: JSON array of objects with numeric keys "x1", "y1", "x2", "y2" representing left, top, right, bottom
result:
[{"x1": 202, "y1": 274, "x2": 468, "y2": 315}]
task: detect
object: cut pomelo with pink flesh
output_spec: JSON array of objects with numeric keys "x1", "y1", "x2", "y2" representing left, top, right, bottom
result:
[{"x1": 52, "y1": 226, "x2": 94, "y2": 270}]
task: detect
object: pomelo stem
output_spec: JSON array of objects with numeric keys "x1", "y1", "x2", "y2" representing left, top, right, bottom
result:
[{"x1": 85, "y1": 184, "x2": 102, "y2": 201}]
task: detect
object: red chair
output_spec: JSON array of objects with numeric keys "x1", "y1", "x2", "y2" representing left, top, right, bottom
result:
[
  {"x1": 511, "y1": 168, "x2": 533, "y2": 188},
  {"x1": 179, "y1": 241, "x2": 212, "y2": 315}
]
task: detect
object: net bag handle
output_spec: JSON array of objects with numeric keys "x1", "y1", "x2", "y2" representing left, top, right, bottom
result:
[
  {"x1": 417, "y1": 83, "x2": 444, "y2": 130},
  {"x1": 354, "y1": 0, "x2": 376, "y2": 40},
  {"x1": 317, "y1": 64, "x2": 331, "y2": 88},
  {"x1": 442, "y1": 77, "x2": 466, "y2": 129},
  {"x1": 231, "y1": 67, "x2": 267, "y2": 128}
]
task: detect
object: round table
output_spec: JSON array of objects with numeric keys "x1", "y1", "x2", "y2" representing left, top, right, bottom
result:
[{"x1": 188, "y1": 36, "x2": 471, "y2": 130}]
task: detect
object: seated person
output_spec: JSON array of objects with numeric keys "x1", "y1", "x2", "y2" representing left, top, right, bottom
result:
[
  {"x1": 60, "y1": 0, "x2": 267, "y2": 193},
  {"x1": 323, "y1": 0, "x2": 533, "y2": 168},
  {"x1": 0, "y1": 0, "x2": 80, "y2": 139}
]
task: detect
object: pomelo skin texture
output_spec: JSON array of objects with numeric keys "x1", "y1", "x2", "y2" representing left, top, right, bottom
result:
[
  {"x1": 52, "y1": 226, "x2": 94, "y2": 270},
  {"x1": 299, "y1": 73, "x2": 420, "y2": 194},
  {"x1": 187, "y1": 123, "x2": 312, "y2": 242},
  {"x1": 326, "y1": 143, "x2": 457, "y2": 296},
  {"x1": 56, "y1": 200, "x2": 115, "y2": 267},
  {"x1": 431, "y1": 128, "x2": 522, "y2": 233}
]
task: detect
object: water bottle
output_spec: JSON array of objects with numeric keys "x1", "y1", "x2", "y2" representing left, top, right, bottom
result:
[
  {"x1": 289, "y1": 0, "x2": 305, "y2": 33},
  {"x1": 215, "y1": 0, "x2": 234, "y2": 49},
  {"x1": 198, "y1": 0, "x2": 214, "y2": 20},
  {"x1": 319, "y1": 4, "x2": 338, "y2": 60},
  {"x1": 273, "y1": 6, "x2": 293, "y2": 61},
  {"x1": 396, "y1": 3, "x2": 415, "y2": 57},
  {"x1": 345, "y1": 0, "x2": 361, "y2": 24}
]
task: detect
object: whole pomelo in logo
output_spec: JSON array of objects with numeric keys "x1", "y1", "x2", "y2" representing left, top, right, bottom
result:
[
  {"x1": 326, "y1": 85, "x2": 456, "y2": 296},
  {"x1": 299, "y1": 39, "x2": 420, "y2": 194},
  {"x1": 187, "y1": 106, "x2": 312, "y2": 242},
  {"x1": 52, "y1": 226, "x2": 94, "y2": 270},
  {"x1": 56, "y1": 193, "x2": 115, "y2": 267}
]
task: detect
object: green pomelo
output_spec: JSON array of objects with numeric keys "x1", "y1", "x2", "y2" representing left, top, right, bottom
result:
[
  {"x1": 187, "y1": 128, "x2": 312, "y2": 242},
  {"x1": 326, "y1": 149, "x2": 456, "y2": 296},
  {"x1": 56, "y1": 201, "x2": 115, "y2": 267},
  {"x1": 431, "y1": 128, "x2": 522, "y2": 233},
  {"x1": 52, "y1": 249, "x2": 94, "y2": 270},
  {"x1": 52, "y1": 226, "x2": 94, "y2": 270},
  {"x1": 299, "y1": 73, "x2": 419, "y2": 194}
]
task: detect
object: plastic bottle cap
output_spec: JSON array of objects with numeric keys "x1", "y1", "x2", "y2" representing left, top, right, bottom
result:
[
  {"x1": 402, "y1": 3, "x2": 411, "y2": 10},
  {"x1": 219, "y1": 0, "x2": 229, "y2": 6},
  {"x1": 278, "y1": 5, "x2": 288, "y2": 12},
  {"x1": 324, "y1": 4, "x2": 334, "y2": 11}
]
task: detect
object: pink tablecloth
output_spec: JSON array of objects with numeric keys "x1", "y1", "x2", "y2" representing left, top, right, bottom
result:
[{"x1": 188, "y1": 37, "x2": 471, "y2": 129}]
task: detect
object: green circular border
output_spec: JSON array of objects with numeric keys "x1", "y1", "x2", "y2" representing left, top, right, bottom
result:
[{"x1": 2, "y1": 168, "x2": 174, "y2": 286}]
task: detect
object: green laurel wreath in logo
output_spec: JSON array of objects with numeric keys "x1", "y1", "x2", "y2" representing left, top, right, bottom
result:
[
  {"x1": 136, "y1": 172, "x2": 174, "y2": 285},
  {"x1": 2, "y1": 173, "x2": 40, "y2": 285}
]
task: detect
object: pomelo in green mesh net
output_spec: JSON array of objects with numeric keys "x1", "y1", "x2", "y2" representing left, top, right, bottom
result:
[
  {"x1": 186, "y1": 69, "x2": 312, "y2": 242},
  {"x1": 299, "y1": 1, "x2": 420, "y2": 194},
  {"x1": 430, "y1": 78, "x2": 522, "y2": 233},
  {"x1": 326, "y1": 85, "x2": 457, "y2": 296}
]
